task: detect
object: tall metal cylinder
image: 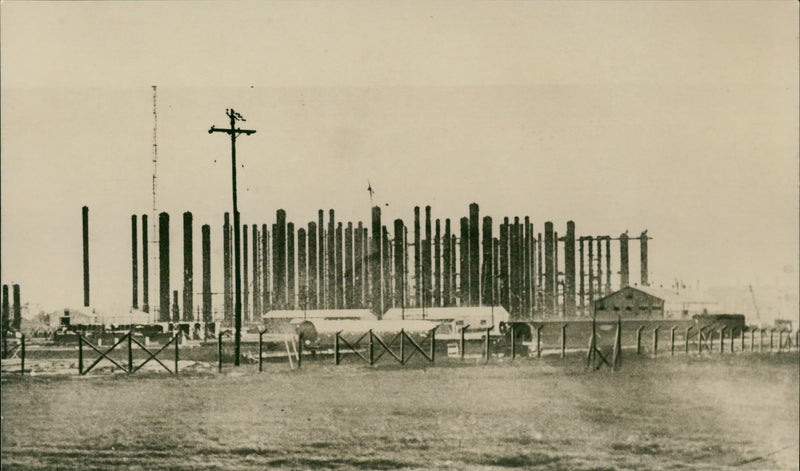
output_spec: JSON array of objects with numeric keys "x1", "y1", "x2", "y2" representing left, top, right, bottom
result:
[
  {"x1": 243, "y1": 224, "x2": 249, "y2": 320},
  {"x1": 371, "y1": 206, "x2": 382, "y2": 314},
  {"x1": 394, "y1": 219, "x2": 405, "y2": 308},
  {"x1": 131, "y1": 215, "x2": 138, "y2": 309},
  {"x1": 434, "y1": 219, "x2": 441, "y2": 307},
  {"x1": 262, "y1": 224, "x2": 270, "y2": 313},
  {"x1": 82, "y1": 206, "x2": 90, "y2": 307},
  {"x1": 159, "y1": 212, "x2": 170, "y2": 322},
  {"x1": 224, "y1": 213, "x2": 232, "y2": 323},
  {"x1": 12, "y1": 284, "x2": 21, "y2": 330},
  {"x1": 424, "y1": 206, "x2": 432, "y2": 309},
  {"x1": 271, "y1": 223, "x2": 278, "y2": 310},
  {"x1": 414, "y1": 206, "x2": 421, "y2": 308},
  {"x1": 579, "y1": 237, "x2": 585, "y2": 314},
  {"x1": 327, "y1": 210, "x2": 335, "y2": 309},
  {"x1": 510, "y1": 217, "x2": 521, "y2": 316},
  {"x1": 253, "y1": 224, "x2": 261, "y2": 317},
  {"x1": 277, "y1": 210, "x2": 287, "y2": 309},
  {"x1": 308, "y1": 222, "x2": 317, "y2": 310},
  {"x1": 345, "y1": 223, "x2": 354, "y2": 308},
  {"x1": 298, "y1": 228, "x2": 307, "y2": 310},
  {"x1": 620, "y1": 232, "x2": 630, "y2": 288},
  {"x1": 443, "y1": 219, "x2": 451, "y2": 307},
  {"x1": 142, "y1": 214, "x2": 149, "y2": 313},
  {"x1": 604, "y1": 236, "x2": 611, "y2": 295},
  {"x1": 544, "y1": 221, "x2": 554, "y2": 317},
  {"x1": 335, "y1": 222, "x2": 343, "y2": 309},
  {"x1": 640, "y1": 230, "x2": 649, "y2": 286},
  {"x1": 587, "y1": 237, "x2": 594, "y2": 305},
  {"x1": 172, "y1": 290, "x2": 179, "y2": 323},
  {"x1": 522, "y1": 218, "x2": 531, "y2": 316},
  {"x1": 183, "y1": 212, "x2": 193, "y2": 322},
  {"x1": 318, "y1": 210, "x2": 325, "y2": 309},
  {"x1": 354, "y1": 221, "x2": 363, "y2": 308},
  {"x1": 2, "y1": 285, "x2": 9, "y2": 332},
  {"x1": 382, "y1": 226, "x2": 391, "y2": 312},
  {"x1": 460, "y1": 217, "x2": 470, "y2": 307},
  {"x1": 482, "y1": 216, "x2": 493, "y2": 306},
  {"x1": 564, "y1": 221, "x2": 576, "y2": 318},
  {"x1": 469, "y1": 203, "x2": 480, "y2": 306},
  {"x1": 202, "y1": 224, "x2": 211, "y2": 323},
  {"x1": 288, "y1": 222, "x2": 296, "y2": 310},
  {"x1": 499, "y1": 218, "x2": 509, "y2": 311}
]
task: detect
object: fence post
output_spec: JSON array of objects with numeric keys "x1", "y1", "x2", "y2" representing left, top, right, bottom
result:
[
  {"x1": 719, "y1": 327, "x2": 725, "y2": 354},
  {"x1": 460, "y1": 324, "x2": 469, "y2": 360},
  {"x1": 128, "y1": 331, "x2": 133, "y2": 373},
  {"x1": 297, "y1": 334, "x2": 303, "y2": 369},
  {"x1": 218, "y1": 332, "x2": 223, "y2": 373},
  {"x1": 430, "y1": 328, "x2": 436, "y2": 363},
  {"x1": 685, "y1": 327, "x2": 692, "y2": 355},
  {"x1": 334, "y1": 332, "x2": 340, "y2": 365},
  {"x1": 20, "y1": 334, "x2": 25, "y2": 375},
  {"x1": 78, "y1": 335, "x2": 84, "y2": 375},
  {"x1": 510, "y1": 325, "x2": 516, "y2": 360},
  {"x1": 560, "y1": 324, "x2": 567, "y2": 358},
  {"x1": 174, "y1": 335, "x2": 179, "y2": 375},
  {"x1": 636, "y1": 326, "x2": 644, "y2": 355},
  {"x1": 652, "y1": 326, "x2": 660, "y2": 357},
  {"x1": 399, "y1": 329, "x2": 405, "y2": 365},
  {"x1": 369, "y1": 330, "x2": 374, "y2": 366},
  {"x1": 485, "y1": 327, "x2": 493, "y2": 362},
  {"x1": 536, "y1": 325, "x2": 543, "y2": 359},
  {"x1": 258, "y1": 332, "x2": 264, "y2": 372},
  {"x1": 670, "y1": 326, "x2": 677, "y2": 356}
]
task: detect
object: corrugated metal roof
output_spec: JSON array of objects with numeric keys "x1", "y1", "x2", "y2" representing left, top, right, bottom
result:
[
  {"x1": 262, "y1": 309, "x2": 376, "y2": 320},
  {"x1": 382, "y1": 306, "x2": 510, "y2": 322}
]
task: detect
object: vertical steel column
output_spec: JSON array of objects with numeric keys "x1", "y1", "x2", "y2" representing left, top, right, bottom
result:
[
  {"x1": 327, "y1": 210, "x2": 336, "y2": 309},
  {"x1": 640, "y1": 231, "x2": 649, "y2": 286},
  {"x1": 82, "y1": 206, "x2": 90, "y2": 307},
  {"x1": 183, "y1": 212, "x2": 193, "y2": 322},
  {"x1": 12, "y1": 285, "x2": 21, "y2": 330},
  {"x1": 262, "y1": 224, "x2": 270, "y2": 313},
  {"x1": 482, "y1": 216, "x2": 493, "y2": 306},
  {"x1": 159, "y1": 212, "x2": 170, "y2": 321},
  {"x1": 131, "y1": 215, "x2": 139, "y2": 309},
  {"x1": 443, "y1": 219, "x2": 451, "y2": 307},
  {"x1": 318, "y1": 210, "x2": 325, "y2": 309},
  {"x1": 202, "y1": 224, "x2": 211, "y2": 323},
  {"x1": 298, "y1": 228, "x2": 307, "y2": 310},
  {"x1": 434, "y1": 219, "x2": 441, "y2": 307},
  {"x1": 510, "y1": 218, "x2": 521, "y2": 316},
  {"x1": 308, "y1": 222, "x2": 317, "y2": 310},
  {"x1": 620, "y1": 232, "x2": 629, "y2": 288},
  {"x1": 345, "y1": 223, "x2": 354, "y2": 308},
  {"x1": 587, "y1": 237, "x2": 594, "y2": 308},
  {"x1": 382, "y1": 226, "x2": 391, "y2": 312},
  {"x1": 460, "y1": 217, "x2": 470, "y2": 307},
  {"x1": 604, "y1": 237, "x2": 611, "y2": 294},
  {"x1": 414, "y1": 207, "x2": 421, "y2": 308},
  {"x1": 499, "y1": 218, "x2": 509, "y2": 311},
  {"x1": 394, "y1": 219, "x2": 405, "y2": 308},
  {"x1": 564, "y1": 221, "x2": 576, "y2": 318},
  {"x1": 335, "y1": 222, "x2": 343, "y2": 309},
  {"x1": 253, "y1": 225, "x2": 261, "y2": 318},
  {"x1": 354, "y1": 221, "x2": 363, "y2": 308},
  {"x1": 469, "y1": 203, "x2": 480, "y2": 306},
  {"x1": 172, "y1": 290, "x2": 180, "y2": 323},
  {"x1": 544, "y1": 222, "x2": 554, "y2": 318},
  {"x1": 243, "y1": 224, "x2": 249, "y2": 320},
  {"x1": 579, "y1": 237, "x2": 585, "y2": 315},
  {"x1": 288, "y1": 222, "x2": 296, "y2": 310},
  {"x1": 424, "y1": 206, "x2": 432, "y2": 309},
  {"x1": 223, "y1": 213, "x2": 232, "y2": 322},
  {"x1": 276, "y1": 210, "x2": 287, "y2": 309},
  {"x1": 142, "y1": 214, "x2": 149, "y2": 313},
  {"x1": 371, "y1": 207, "x2": 382, "y2": 315}
]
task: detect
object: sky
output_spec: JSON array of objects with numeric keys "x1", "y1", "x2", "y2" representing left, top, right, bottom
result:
[{"x1": 1, "y1": 1, "x2": 798, "y2": 319}]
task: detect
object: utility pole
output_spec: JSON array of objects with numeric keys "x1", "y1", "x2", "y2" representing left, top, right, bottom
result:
[{"x1": 209, "y1": 109, "x2": 256, "y2": 366}]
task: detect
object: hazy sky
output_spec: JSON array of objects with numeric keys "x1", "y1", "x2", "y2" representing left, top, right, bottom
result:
[{"x1": 1, "y1": 1, "x2": 797, "y2": 313}]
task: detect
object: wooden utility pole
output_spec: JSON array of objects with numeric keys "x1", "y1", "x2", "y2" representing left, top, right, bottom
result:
[{"x1": 209, "y1": 109, "x2": 256, "y2": 366}]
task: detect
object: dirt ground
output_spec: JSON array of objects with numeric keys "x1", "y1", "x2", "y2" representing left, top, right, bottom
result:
[{"x1": 2, "y1": 353, "x2": 798, "y2": 470}]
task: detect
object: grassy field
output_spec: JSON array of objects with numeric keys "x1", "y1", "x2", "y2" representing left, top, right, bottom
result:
[{"x1": 2, "y1": 353, "x2": 798, "y2": 470}]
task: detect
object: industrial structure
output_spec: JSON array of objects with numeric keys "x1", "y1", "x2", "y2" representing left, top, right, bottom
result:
[{"x1": 125, "y1": 203, "x2": 652, "y2": 323}]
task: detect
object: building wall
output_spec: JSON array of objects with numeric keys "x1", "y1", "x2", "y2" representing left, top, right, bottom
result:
[{"x1": 594, "y1": 287, "x2": 664, "y2": 318}]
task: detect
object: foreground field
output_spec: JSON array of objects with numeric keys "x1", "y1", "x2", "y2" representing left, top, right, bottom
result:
[{"x1": 2, "y1": 354, "x2": 798, "y2": 470}]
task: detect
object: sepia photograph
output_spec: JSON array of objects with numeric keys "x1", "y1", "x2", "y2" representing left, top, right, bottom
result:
[{"x1": 1, "y1": 1, "x2": 798, "y2": 469}]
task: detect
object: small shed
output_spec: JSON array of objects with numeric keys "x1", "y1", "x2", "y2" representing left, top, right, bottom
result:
[{"x1": 592, "y1": 286, "x2": 721, "y2": 319}]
